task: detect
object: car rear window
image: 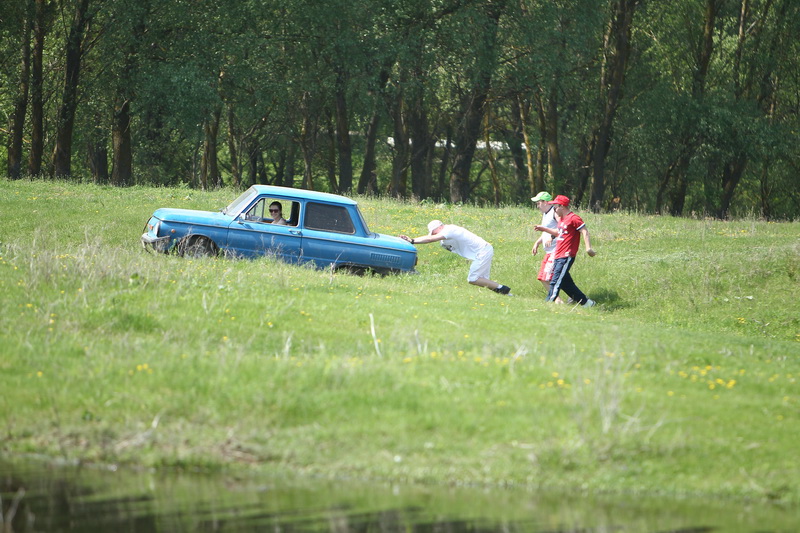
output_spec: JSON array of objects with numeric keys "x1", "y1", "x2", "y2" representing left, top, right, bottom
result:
[{"x1": 304, "y1": 203, "x2": 355, "y2": 234}]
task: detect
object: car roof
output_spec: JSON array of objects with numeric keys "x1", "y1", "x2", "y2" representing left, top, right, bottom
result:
[{"x1": 251, "y1": 185, "x2": 357, "y2": 206}]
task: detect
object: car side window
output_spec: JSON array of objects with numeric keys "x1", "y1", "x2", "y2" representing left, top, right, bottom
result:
[
  {"x1": 244, "y1": 198, "x2": 298, "y2": 225},
  {"x1": 304, "y1": 203, "x2": 355, "y2": 234}
]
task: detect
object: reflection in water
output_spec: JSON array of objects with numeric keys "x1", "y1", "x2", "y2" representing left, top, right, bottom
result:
[{"x1": 1, "y1": 460, "x2": 798, "y2": 532}]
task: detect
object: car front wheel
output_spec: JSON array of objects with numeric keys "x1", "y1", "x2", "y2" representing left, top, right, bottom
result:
[{"x1": 180, "y1": 236, "x2": 217, "y2": 258}]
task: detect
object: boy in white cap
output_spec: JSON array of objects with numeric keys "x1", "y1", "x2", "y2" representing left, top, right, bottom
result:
[
  {"x1": 400, "y1": 221, "x2": 512, "y2": 294},
  {"x1": 530, "y1": 191, "x2": 562, "y2": 303}
]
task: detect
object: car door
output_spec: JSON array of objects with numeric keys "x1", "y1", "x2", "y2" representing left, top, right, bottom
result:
[
  {"x1": 225, "y1": 197, "x2": 302, "y2": 261},
  {"x1": 299, "y1": 201, "x2": 364, "y2": 267}
]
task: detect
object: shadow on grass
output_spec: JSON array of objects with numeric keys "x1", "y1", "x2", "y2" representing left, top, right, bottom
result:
[{"x1": 589, "y1": 289, "x2": 628, "y2": 311}]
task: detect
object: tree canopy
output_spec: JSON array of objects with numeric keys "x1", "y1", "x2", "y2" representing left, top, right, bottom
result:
[{"x1": 2, "y1": 0, "x2": 798, "y2": 218}]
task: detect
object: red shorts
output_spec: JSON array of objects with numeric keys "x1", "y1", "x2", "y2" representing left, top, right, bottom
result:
[{"x1": 537, "y1": 252, "x2": 555, "y2": 282}]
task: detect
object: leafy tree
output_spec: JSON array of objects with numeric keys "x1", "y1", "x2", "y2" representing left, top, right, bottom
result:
[{"x1": 2, "y1": 0, "x2": 799, "y2": 218}]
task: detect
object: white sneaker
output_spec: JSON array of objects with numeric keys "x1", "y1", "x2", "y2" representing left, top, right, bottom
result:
[
  {"x1": 566, "y1": 297, "x2": 574, "y2": 304},
  {"x1": 582, "y1": 299, "x2": 595, "y2": 307}
]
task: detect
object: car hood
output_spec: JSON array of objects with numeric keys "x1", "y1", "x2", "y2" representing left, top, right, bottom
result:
[
  {"x1": 152, "y1": 208, "x2": 232, "y2": 225},
  {"x1": 369, "y1": 232, "x2": 417, "y2": 251}
]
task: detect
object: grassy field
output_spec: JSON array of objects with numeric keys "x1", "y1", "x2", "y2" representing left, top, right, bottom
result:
[{"x1": 1, "y1": 179, "x2": 798, "y2": 503}]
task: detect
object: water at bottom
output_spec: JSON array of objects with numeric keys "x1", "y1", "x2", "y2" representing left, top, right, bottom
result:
[{"x1": 0, "y1": 460, "x2": 797, "y2": 532}]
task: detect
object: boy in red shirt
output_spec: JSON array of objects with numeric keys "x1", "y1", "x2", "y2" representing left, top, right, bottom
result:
[{"x1": 534, "y1": 195, "x2": 596, "y2": 307}]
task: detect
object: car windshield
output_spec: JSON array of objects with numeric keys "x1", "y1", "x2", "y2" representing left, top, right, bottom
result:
[{"x1": 222, "y1": 187, "x2": 258, "y2": 215}]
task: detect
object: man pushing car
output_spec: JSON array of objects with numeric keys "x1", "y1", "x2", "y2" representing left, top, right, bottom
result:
[{"x1": 400, "y1": 220, "x2": 512, "y2": 295}]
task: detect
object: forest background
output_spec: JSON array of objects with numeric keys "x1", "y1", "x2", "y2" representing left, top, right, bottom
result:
[{"x1": 2, "y1": 0, "x2": 799, "y2": 220}]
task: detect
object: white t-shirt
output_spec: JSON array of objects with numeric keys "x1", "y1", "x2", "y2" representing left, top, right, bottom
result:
[
  {"x1": 540, "y1": 206, "x2": 558, "y2": 254},
  {"x1": 439, "y1": 225, "x2": 491, "y2": 260}
]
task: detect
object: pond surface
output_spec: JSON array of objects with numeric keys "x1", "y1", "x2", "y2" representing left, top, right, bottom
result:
[{"x1": 1, "y1": 459, "x2": 798, "y2": 532}]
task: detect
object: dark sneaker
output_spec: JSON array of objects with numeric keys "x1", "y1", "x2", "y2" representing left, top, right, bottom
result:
[{"x1": 494, "y1": 285, "x2": 511, "y2": 295}]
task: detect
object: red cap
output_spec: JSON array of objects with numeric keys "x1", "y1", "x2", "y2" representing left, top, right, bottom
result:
[{"x1": 548, "y1": 195, "x2": 570, "y2": 207}]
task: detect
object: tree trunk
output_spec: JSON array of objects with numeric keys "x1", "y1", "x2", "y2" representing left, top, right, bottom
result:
[
  {"x1": 530, "y1": 94, "x2": 548, "y2": 195},
  {"x1": 667, "y1": 154, "x2": 692, "y2": 216},
  {"x1": 574, "y1": 135, "x2": 594, "y2": 205},
  {"x1": 52, "y1": 0, "x2": 91, "y2": 178},
  {"x1": 358, "y1": 112, "x2": 380, "y2": 195},
  {"x1": 257, "y1": 151, "x2": 269, "y2": 185},
  {"x1": 358, "y1": 69, "x2": 390, "y2": 195},
  {"x1": 450, "y1": 57, "x2": 503, "y2": 205},
  {"x1": 450, "y1": 89, "x2": 490, "y2": 203},
  {"x1": 504, "y1": 96, "x2": 529, "y2": 201},
  {"x1": 201, "y1": 108, "x2": 222, "y2": 189},
  {"x1": 334, "y1": 81, "x2": 352, "y2": 193},
  {"x1": 655, "y1": 158, "x2": 678, "y2": 214},
  {"x1": 87, "y1": 110, "x2": 108, "y2": 184},
  {"x1": 514, "y1": 97, "x2": 538, "y2": 195},
  {"x1": 111, "y1": 98, "x2": 132, "y2": 186},
  {"x1": 87, "y1": 130, "x2": 109, "y2": 185},
  {"x1": 283, "y1": 139, "x2": 297, "y2": 188},
  {"x1": 543, "y1": 87, "x2": 566, "y2": 193},
  {"x1": 326, "y1": 120, "x2": 339, "y2": 193},
  {"x1": 437, "y1": 126, "x2": 453, "y2": 201},
  {"x1": 227, "y1": 106, "x2": 241, "y2": 188},
  {"x1": 589, "y1": 0, "x2": 639, "y2": 211},
  {"x1": 758, "y1": 75, "x2": 779, "y2": 220},
  {"x1": 7, "y1": 0, "x2": 33, "y2": 180},
  {"x1": 759, "y1": 162, "x2": 772, "y2": 220},
  {"x1": 27, "y1": 0, "x2": 46, "y2": 177},
  {"x1": 484, "y1": 112, "x2": 501, "y2": 206},
  {"x1": 388, "y1": 89, "x2": 409, "y2": 198},
  {"x1": 408, "y1": 93, "x2": 433, "y2": 200},
  {"x1": 718, "y1": 156, "x2": 747, "y2": 219},
  {"x1": 246, "y1": 140, "x2": 259, "y2": 187},
  {"x1": 299, "y1": 94, "x2": 316, "y2": 190}
]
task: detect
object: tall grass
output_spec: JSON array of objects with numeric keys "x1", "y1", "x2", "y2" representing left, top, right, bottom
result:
[{"x1": 1, "y1": 180, "x2": 798, "y2": 502}]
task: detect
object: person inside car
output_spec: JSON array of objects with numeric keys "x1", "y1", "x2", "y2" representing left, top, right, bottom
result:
[{"x1": 270, "y1": 201, "x2": 288, "y2": 225}]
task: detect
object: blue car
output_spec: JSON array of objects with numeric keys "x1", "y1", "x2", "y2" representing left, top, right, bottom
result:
[{"x1": 141, "y1": 185, "x2": 417, "y2": 274}]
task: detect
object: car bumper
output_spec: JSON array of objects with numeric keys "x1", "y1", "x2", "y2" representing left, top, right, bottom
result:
[{"x1": 141, "y1": 233, "x2": 171, "y2": 253}]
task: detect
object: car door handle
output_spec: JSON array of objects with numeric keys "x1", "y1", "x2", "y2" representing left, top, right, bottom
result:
[{"x1": 289, "y1": 229, "x2": 302, "y2": 235}]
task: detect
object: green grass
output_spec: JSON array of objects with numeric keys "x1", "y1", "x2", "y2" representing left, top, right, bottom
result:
[{"x1": 1, "y1": 179, "x2": 798, "y2": 503}]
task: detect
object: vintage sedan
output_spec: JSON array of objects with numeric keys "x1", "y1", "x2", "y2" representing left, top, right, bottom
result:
[{"x1": 141, "y1": 185, "x2": 417, "y2": 274}]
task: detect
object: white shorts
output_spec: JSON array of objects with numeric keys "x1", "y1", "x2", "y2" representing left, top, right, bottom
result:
[
  {"x1": 467, "y1": 245, "x2": 494, "y2": 282},
  {"x1": 537, "y1": 252, "x2": 555, "y2": 281}
]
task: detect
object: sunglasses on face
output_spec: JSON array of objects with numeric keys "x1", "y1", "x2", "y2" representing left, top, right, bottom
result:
[{"x1": 269, "y1": 208, "x2": 279, "y2": 213}]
